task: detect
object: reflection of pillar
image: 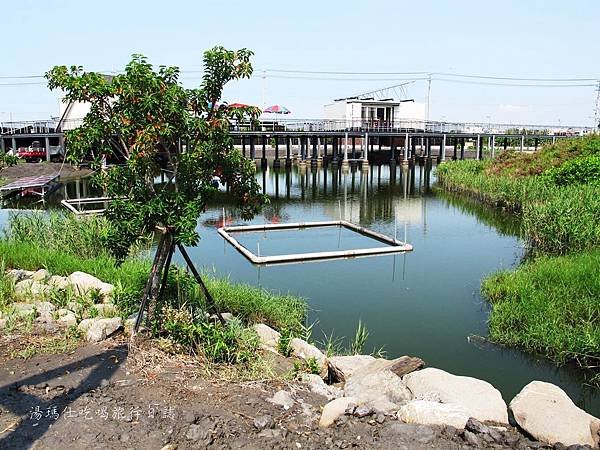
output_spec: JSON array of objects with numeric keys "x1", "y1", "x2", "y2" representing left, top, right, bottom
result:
[
  {"x1": 342, "y1": 132, "x2": 349, "y2": 171},
  {"x1": 343, "y1": 171, "x2": 348, "y2": 221},
  {"x1": 273, "y1": 136, "x2": 281, "y2": 168},
  {"x1": 285, "y1": 169, "x2": 291, "y2": 199},
  {"x1": 402, "y1": 165, "x2": 408, "y2": 199},
  {"x1": 362, "y1": 132, "x2": 369, "y2": 170},
  {"x1": 274, "y1": 170, "x2": 279, "y2": 198}
]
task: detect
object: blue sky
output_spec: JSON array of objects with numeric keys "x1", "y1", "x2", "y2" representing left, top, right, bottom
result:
[{"x1": 2, "y1": 0, "x2": 599, "y2": 126}]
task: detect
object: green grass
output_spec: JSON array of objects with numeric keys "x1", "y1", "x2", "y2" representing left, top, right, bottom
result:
[
  {"x1": 0, "y1": 235, "x2": 306, "y2": 333},
  {"x1": 482, "y1": 250, "x2": 600, "y2": 368},
  {"x1": 437, "y1": 136, "x2": 600, "y2": 371}
]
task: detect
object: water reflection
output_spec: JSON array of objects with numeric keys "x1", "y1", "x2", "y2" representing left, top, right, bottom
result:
[{"x1": 0, "y1": 163, "x2": 598, "y2": 415}]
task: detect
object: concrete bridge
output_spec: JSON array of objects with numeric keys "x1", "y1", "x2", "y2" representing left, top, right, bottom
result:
[{"x1": 1, "y1": 118, "x2": 595, "y2": 167}]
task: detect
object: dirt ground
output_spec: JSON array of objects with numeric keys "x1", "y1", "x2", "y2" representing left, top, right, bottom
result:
[
  {"x1": 0, "y1": 162, "x2": 92, "y2": 186},
  {"x1": 0, "y1": 331, "x2": 558, "y2": 450}
]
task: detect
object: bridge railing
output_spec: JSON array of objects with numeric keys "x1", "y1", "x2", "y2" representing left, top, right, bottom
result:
[{"x1": 2, "y1": 117, "x2": 597, "y2": 137}]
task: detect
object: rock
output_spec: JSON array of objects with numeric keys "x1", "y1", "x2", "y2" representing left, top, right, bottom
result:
[
  {"x1": 328, "y1": 355, "x2": 376, "y2": 382},
  {"x1": 465, "y1": 417, "x2": 490, "y2": 434},
  {"x1": 353, "y1": 405, "x2": 373, "y2": 418},
  {"x1": 10, "y1": 302, "x2": 36, "y2": 317},
  {"x1": 319, "y1": 397, "x2": 357, "y2": 428},
  {"x1": 66, "y1": 272, "x2": 114, "y2": 299},
  {"x1": 301, "y1": 374, "x2": 342, "y2": 400},
  {"x1": 463, "y1": 430, "x2": 481, "y2": 447},
  {"x1": 252, "y1": 323, "x2": 280, "y2": 350},
  {"x1": 397, "y1": 400, "x2": 471, "y2": 429},
  {"x1": 509, "y1": 381, "x2": 600, "y2": 447},
  {"x1": 0, "y1": 318, "x2": 7, "y2": 329},
  {"x1": 403, "y1": 367, "x2": 508, "y2": 424},
  {"x1": 7, "y1": 269, "x2": 34, "y2": 282},
  {"x1": 48, "y1": 275, "x2": 69, "y2": 290},
  {"x1": 343, "y1": 362, "x2": 413, "y2": 413},
  {"x1": 84, "y1": 318, "x2": 122, "y2": 342},
  {"x1": 253, "y1": 414, "x2": 274, "y2": 430},
  {"x1": 57, "y1": 313, "x2": 78, "y2": 328},
  {"x1": 209, "y1": 312, "x2": 234, "y2": 322},
  {"x1": 36, "y1": 311, "x2": 55, "y2": 325},
  {"x1": 57, "y1": 309, "x2": 74, "y2": 318},
  {"x1": 31, "y1": 269, "x2": 51, "y2": 282},
  {"x1": 77, "y1": 318, "x2": 95, "y2": 334},
  {"x1": 268, "y1": 390, "x2": 295, "y2": 410},
  {"x1": 14, "y1": 279, "x2": 49, "y2": 297},
  {"x1": 290, "y1": 338, "x2": 328, "y2": 377},
  {"x1": 33, "y1": 301, "x2": 55, "y2": 314},
  {"x1": 94, "y1": 303, "x2": 118, "y2": 318}
]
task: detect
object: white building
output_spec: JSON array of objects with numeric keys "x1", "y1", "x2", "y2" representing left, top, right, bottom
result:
[{"x1": 324, "y1": 98, "x2": 426, "y2": 130}]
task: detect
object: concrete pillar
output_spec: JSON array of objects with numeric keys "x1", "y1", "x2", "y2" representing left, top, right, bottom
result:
[
  {"x1": 342, "y1": 132, "x2": 349, "y2": 171},
  {"x1": 520, "y1": 135, "x2": 524, "y2": 152},
  {"x1": 12, "y1": 137, "x2": 16, "y2": 152},
  {"x1": 476, "y1": 135, "x2": 480, "y2": 160},
  {"x1": 403, "y1": 133, "x2": 409, "y2": 166},
  {"x1": 440, "y1": 134, "x2": 446, "y2": 161},
  {"x1": 362, "y1": 132, "x2": 369, "y2": 170},
  {"x1": 241, "y1": 136, "x2": 246, "y2": 158},
  {"x1": 491, "y1": 135, "x2": 495, "y2": 158},
  {"x1": 285, "y1": 136, "x2": 292, "y2": 167},
  {"x1": 250, "y1": 136, "x2": 256, "y2": 159},
  {"x1": 552, "y1": 136, "x2": 556, "y2": 144},
  {"x1": 1, "y1": 138, "x2": 5, "y2": 153},
  {"x1": 45, "y1": 137, "x2": 51, "y2": 162},
  {"x1": 273, "y1": 136, "x2": 280, "y2": 168}
]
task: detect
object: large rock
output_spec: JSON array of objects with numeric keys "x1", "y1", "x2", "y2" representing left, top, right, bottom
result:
[
  {"x1": 252, "y1": 324, "x2": 280, "y2": 351},
  {"x1": 14, "y1": 279, "x2": 49, "y2": 297},
  {"x1": 344, "y1": 367, "x2": 412, "y2": 413},
  {"x1": 86, "y1": 317, "x2": 122, "y2": 342},
  {"x1": 397, "y1": 400, "x2": 471, "y2": 429},
  {"x1": 33, "y1": 301, "x2": 55, "y2": 314},
  {"x1": 67, "y1": 272, "x2": 114, "y2": 299},
  {"x1": 328, "y1": 355, "x2": 376, "y2": 382},
  {"x1": 403, "y1": 368, "x2": 508, "y2": 424},
  {"x1": 10, "y1": 302, "x2": 36, "y2": 317},
  {"x1": 31, "y1": 269, "x2": 51, "y2": 282},
  {"x1": 77, "y1": 318, "x2": 95, "y2": 334},
  {"x1": 290, "y1": 338, "x2": 328, "y2": 377},
  {"x1": 319, "y1": 397, "x2": 357, "y2": 428},
  {"x1": 509, "y1": 381, "x2": 600, "y2": 447},
  {"x1": 7, "y1": 269, "x2": 34, "y2": 282}
]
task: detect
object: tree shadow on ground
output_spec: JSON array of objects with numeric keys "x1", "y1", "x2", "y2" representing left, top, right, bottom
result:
[{"x1": 0, "y1": 343, "x2": 128, "y2": 449}]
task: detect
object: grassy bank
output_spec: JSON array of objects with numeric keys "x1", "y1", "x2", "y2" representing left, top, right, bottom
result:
[
  {"x1": 0, "y1": 213, "x2": 307, "y2": 367},
  {"x1": 437, "y1": 135, "x2": 600, "y2": 370}
]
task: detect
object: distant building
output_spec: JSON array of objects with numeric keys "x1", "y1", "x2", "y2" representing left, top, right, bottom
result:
[
  {"x1": 56, "y1": 74, "x2": 114, "y2": 132},
  {"x1": 324, "y1": 98, "x2": 426, "y2": 130}
]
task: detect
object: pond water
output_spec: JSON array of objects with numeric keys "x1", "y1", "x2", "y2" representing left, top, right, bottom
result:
[{"x1": 1, "y1": 163, "x2": 598, "y2": 416}]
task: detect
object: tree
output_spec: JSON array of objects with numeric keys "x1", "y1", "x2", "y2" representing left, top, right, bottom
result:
[{"x1": 46, "y1": 46, "x2": 266, "y2": 329}]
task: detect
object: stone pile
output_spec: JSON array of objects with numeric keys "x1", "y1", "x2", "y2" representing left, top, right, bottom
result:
[
  {"x1": 2, "y1": 268, "x2": 122, "y2": 343},
  {"x1": 253, "y1": 322, "x2": 600, "y2": 448}
]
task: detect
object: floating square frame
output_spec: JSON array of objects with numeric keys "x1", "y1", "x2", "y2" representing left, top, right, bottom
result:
[{"x1": 218, "y1": 220, "x2": 413, "y2": 265}]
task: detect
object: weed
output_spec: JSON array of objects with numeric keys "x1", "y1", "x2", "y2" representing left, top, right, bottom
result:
[{"x1": 350, "y1": 320, "x2": 369, "y2": 355}]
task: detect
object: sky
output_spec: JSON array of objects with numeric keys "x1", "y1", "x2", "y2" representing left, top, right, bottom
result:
[{"x1": 1, "y1": 0, "x2": 599, "y2": 126}]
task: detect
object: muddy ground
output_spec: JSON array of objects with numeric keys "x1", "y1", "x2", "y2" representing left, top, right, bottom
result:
[
  {"x1": 0, "y1": 162, "x2": 92, "y2": 186},
  {"x1": 0, "y1": 332, "x2": 560, "y2": 450}
]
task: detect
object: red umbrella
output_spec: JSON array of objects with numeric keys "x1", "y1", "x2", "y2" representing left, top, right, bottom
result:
[
  {"x1": 264, "y1": 105, "x2": 291, "y2": 114},
  {"x1": 228, "y1": 102, "x2": 252, "y2": 108}
]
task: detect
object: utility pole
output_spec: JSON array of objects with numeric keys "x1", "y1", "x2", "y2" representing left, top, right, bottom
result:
[
  {"x1": 261, "y1": 70, "x2": 267, "y2": 109},
  {"x1": 426, "y1": 73, "x2": 432, "y2": 127}
]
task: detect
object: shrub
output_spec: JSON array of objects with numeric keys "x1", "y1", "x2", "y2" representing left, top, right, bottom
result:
[{"x1": 540, "y1": 155, "x2": 600, "y2": 186}]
